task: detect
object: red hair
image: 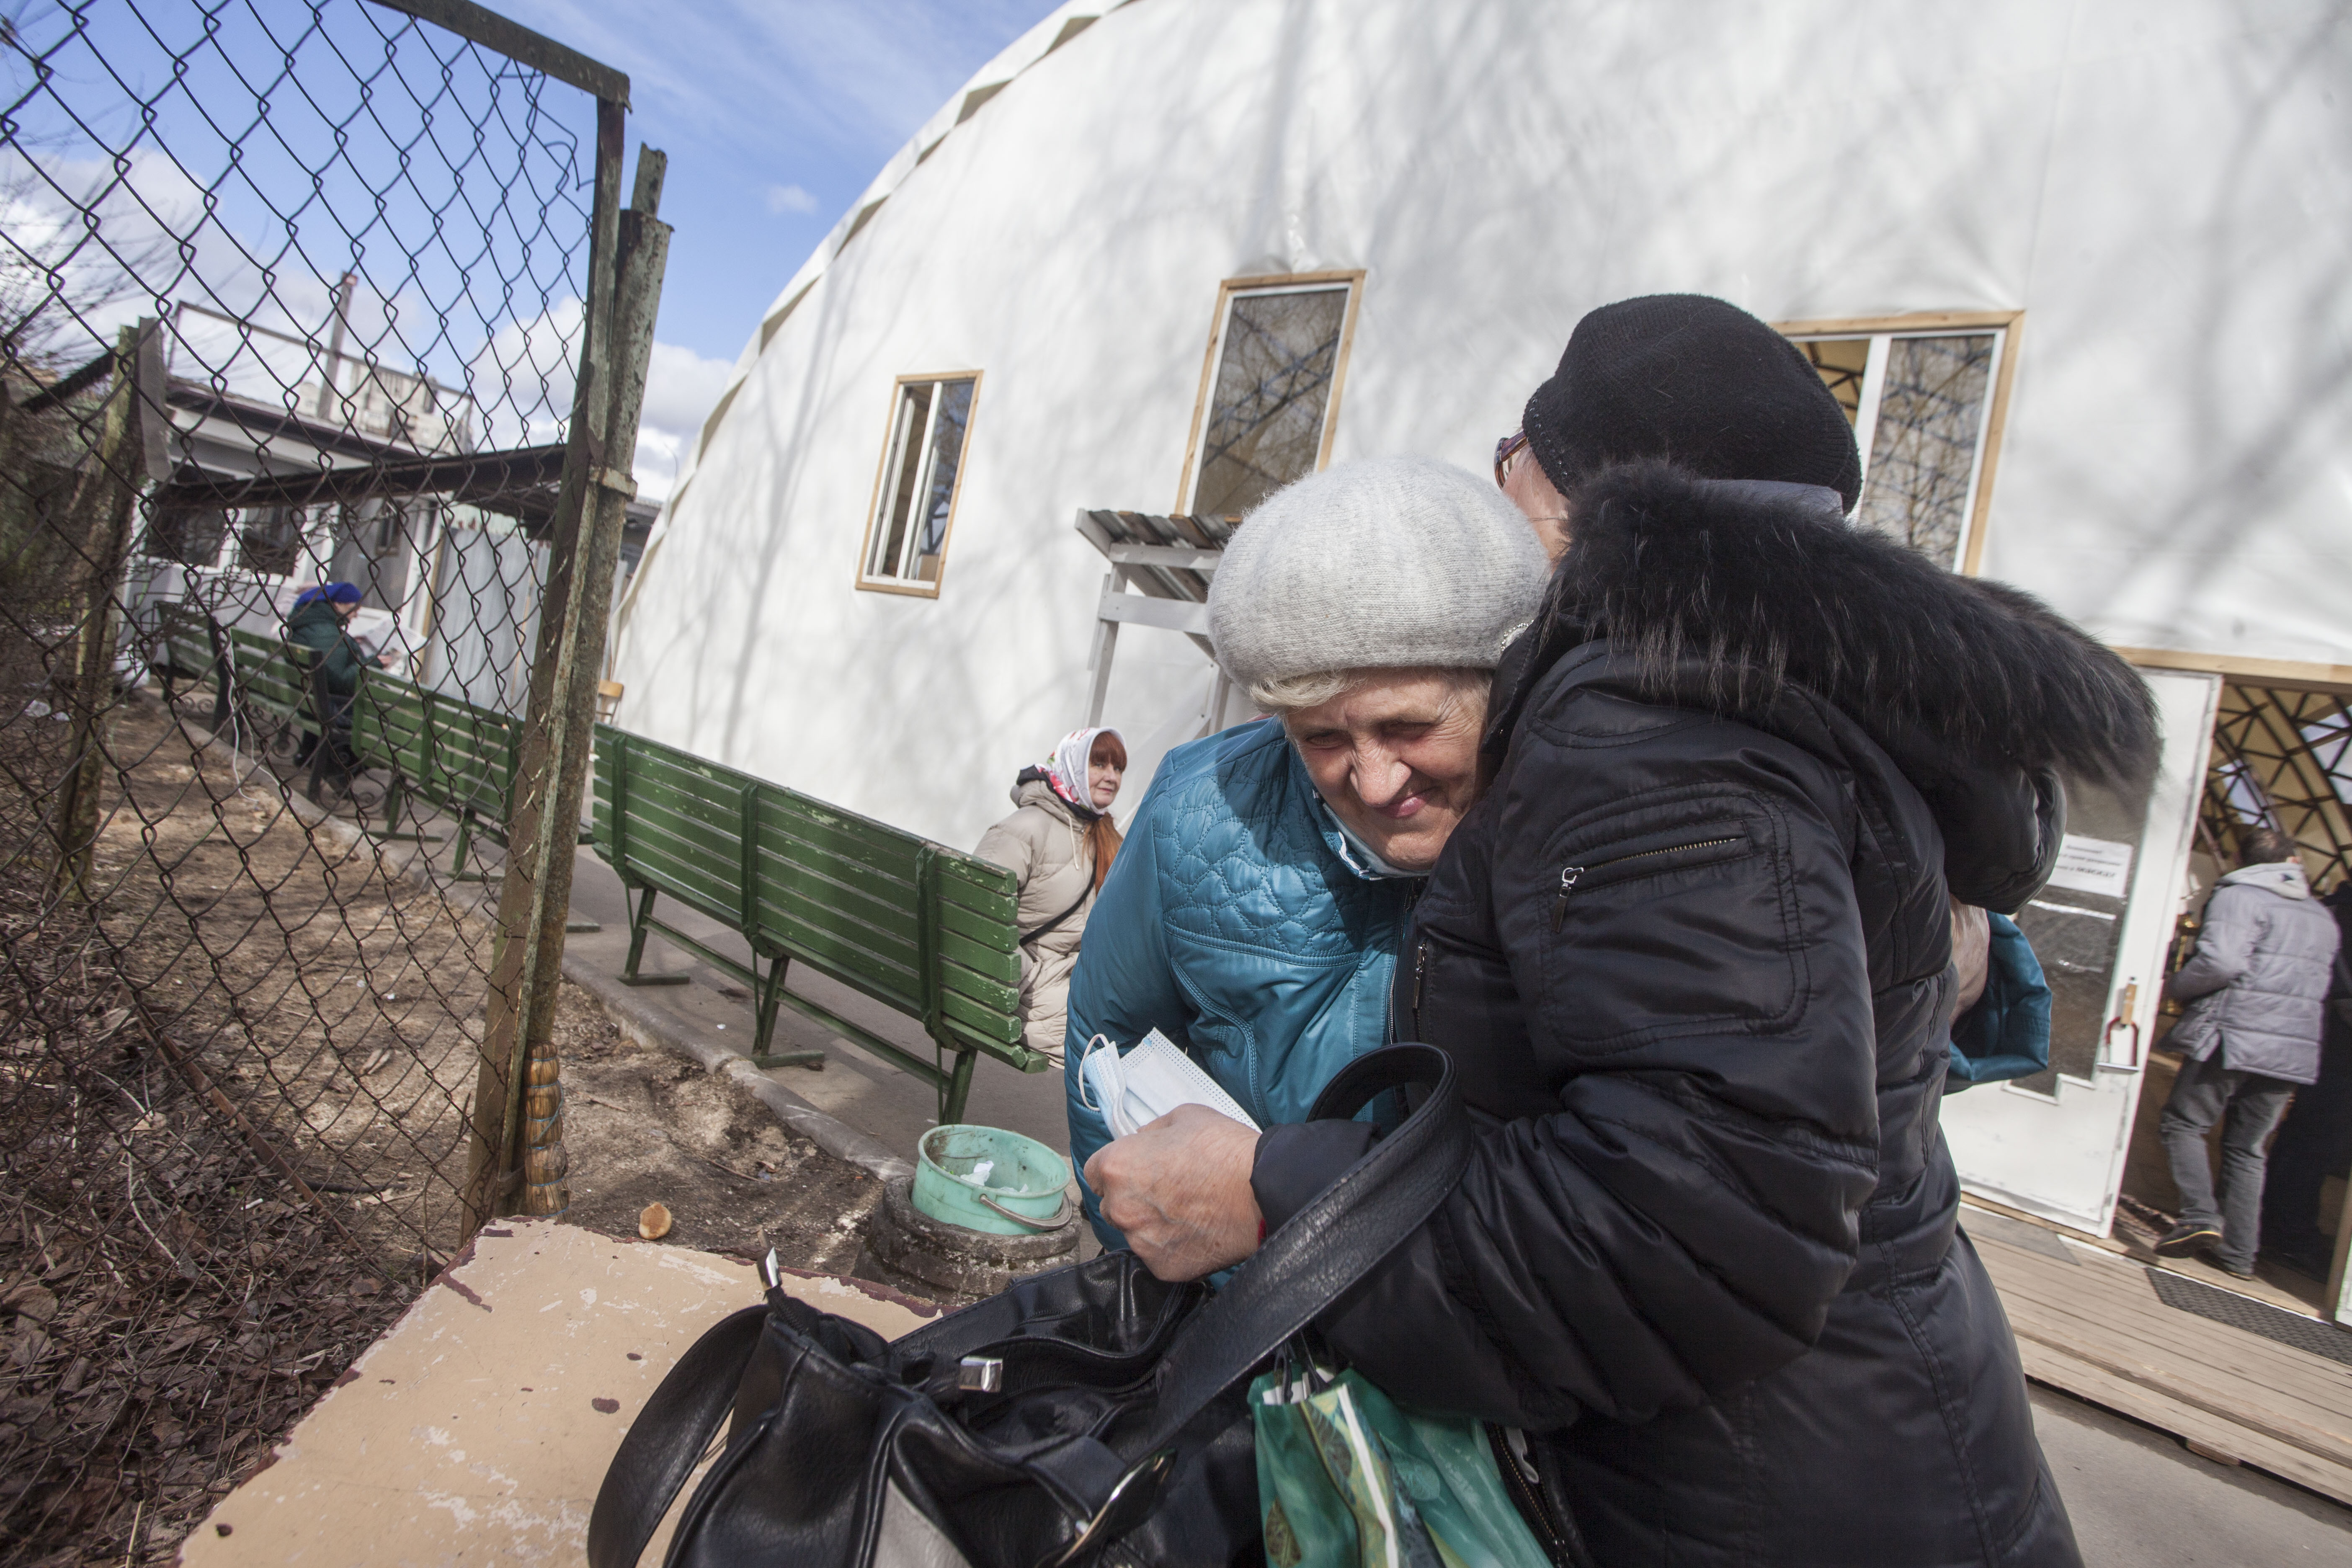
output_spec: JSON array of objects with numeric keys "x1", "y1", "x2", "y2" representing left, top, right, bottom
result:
[{"x1": 1086, "y1": 732, "x2": 1127, "y2": 890}]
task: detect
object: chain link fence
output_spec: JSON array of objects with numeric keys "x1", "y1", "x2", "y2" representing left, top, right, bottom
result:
[{"x1": 0, "y1": 3, "x2": 655, "y2": 1559}]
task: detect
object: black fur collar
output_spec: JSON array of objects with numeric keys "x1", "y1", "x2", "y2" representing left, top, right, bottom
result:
[{"x1": 1531, "y1": 461, "x2": 2159, "y2": 786}]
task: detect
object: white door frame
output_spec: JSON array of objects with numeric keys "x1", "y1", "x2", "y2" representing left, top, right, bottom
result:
[{"x1": 1941, "y1": 668, "x2": 2222, "y2": 1233}]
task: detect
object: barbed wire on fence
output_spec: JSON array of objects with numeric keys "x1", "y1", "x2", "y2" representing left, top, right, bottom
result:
[{"x1": 0, "y1": 3, "x2": 650, "y2": 1560}]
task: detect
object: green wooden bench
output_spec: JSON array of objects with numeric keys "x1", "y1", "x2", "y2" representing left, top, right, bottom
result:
[
  {"x1": 223, "y1": 626, "x2": 316, "y2": 751},
  {"x1": 148, "y1": 601, "x2": 223, "y2": 715},
  {"x1": 223, "y1": 626, "x2": 414, "y2": 813},
  {"x1": 351, "y1": 672, "x2": 517, "y2": 872},
  {"x1": 591, "y1": 724, "x2": 1037, "y2": 1122}
]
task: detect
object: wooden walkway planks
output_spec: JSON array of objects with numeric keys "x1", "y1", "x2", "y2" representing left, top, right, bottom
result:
[{"x1": 1969, "y1": 1222, "x2": 2352, "y2": 1505}]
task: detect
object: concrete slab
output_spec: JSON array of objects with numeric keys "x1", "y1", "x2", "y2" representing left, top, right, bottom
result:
[
  {"x1": 177, "y1": 1220, "x2": 936, "y2": 1566},
  {"x1": 2033, "y1": 1385, "x2": 2352, "y2": 1565}
]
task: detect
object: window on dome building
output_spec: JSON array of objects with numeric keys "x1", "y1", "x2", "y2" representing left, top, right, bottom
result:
[
  {"x1": 1179, "y1": 273, "x2": 1364, "y2": 520},
  {"x1": 857, "y1": 372, "x2": 979, "y2": 596},
  {"x1": 1781, "y1": 313, "x2": 2022, "y2": 574}
]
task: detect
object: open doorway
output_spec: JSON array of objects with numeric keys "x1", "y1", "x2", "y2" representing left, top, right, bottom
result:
[{"x1": 2116, "y1": 682, "x2": 2352, "y2": 1309}]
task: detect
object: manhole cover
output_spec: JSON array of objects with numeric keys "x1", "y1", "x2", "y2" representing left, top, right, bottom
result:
[{"x1": 2145, "y1": 1267, "x2": 2352, "y2": 1367}]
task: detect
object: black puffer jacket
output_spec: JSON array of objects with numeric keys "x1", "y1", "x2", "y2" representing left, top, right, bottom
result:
[{"x1": 1252, "y1": 465, "x2": 2156, "y2": 1567}]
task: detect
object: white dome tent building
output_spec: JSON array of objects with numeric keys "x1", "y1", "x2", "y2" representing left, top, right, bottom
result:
[{"x1": 609, "y1": 1, "x2": 2352, "y2": 1260}]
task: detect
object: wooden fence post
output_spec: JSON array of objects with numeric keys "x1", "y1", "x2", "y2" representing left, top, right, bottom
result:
[
  {"x1": 49, "y1": 318, "x2": 163, "y2": 903},
  {"x1": 461, "y1": 116, "x2": 672, "y2": 1233}
]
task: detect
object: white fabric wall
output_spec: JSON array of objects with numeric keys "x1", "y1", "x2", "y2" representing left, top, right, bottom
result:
[{"x1": 613, "y1": 0, "x2": 2352, "y2": 849}]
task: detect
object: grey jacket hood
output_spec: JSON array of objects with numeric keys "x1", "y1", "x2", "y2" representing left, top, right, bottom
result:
[{"x1": 2218, "y1": 859, "x2": 2311, "y2": 899}]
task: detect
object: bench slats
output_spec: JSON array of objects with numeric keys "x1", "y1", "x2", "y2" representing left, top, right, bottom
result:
[
  {"x1": 754, "y1": 893, "x2": 920, "y2": 992},
  {"x1": 225, "y1": 628, "x2": 312, "y2": 720},
  {"x1": 758, "y1": 797, "x2": 922, "y2": 882},
  {"x1": 753, "y1": 848, "x2": 921, "y2": 942},
  {"x1": 939, "y1": 988, "x2": 1024, "y2": 1046},
  {"x1": 349, "y1": 674, "x2": 521, "y2": 865},
  {"x1": 592, "y1": 725, "x2": 1038, "y2": 1118},
  {"x1": 615, "y1": 794, "x2": 748, "y2": 879},
  {"x1": 935, "y1": 895, "x2": 1019, "y2": 958},
  {"x1": 935, "y1": 927, "x2": 1020, "y2": 993}
]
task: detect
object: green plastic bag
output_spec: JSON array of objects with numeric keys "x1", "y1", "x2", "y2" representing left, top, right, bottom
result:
[{"x1": 1250, "y1": 1360, "x2": 1554, "y2": 1568}]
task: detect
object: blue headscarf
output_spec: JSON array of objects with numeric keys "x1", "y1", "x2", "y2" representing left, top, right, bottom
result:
[{"x1": 293, "y1": 582, "x2": 363, "y2": 609}]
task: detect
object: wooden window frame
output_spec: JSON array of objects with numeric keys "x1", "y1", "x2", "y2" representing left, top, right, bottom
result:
[
  {"x1": 2118, "y1": 646, "x2": 2352, "y2": 697},
  {"x1": 1775, "y1": 310, "x2": 2023, "y2": 577},
  {"x1": 854, "y1": 369, "x2": 983, "y2": 600},
  {"x1": 1173, "y1": 269, "x2": 1367, "y2": 515}
]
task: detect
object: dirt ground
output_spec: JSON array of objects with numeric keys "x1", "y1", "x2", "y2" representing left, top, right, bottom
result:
[
  {"x1": 551, "y1": 981, "x2": 885, "y2": 1271},
  {"x1": 0, "y1": 685, "x2": 894, "y2": 1565}
]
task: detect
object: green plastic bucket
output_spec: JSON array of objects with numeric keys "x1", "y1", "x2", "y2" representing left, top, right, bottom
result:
[{"x1": 913, "y1": 1124, "x2": 1071, "y2": 1236}]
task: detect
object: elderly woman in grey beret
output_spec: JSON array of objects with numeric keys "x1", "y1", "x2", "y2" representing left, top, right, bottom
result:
[{"x1": 1064, "y1": 456, "x2": 1547, "y2": 1266}]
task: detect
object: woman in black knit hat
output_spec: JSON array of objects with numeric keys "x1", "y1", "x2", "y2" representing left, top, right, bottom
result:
[{"x1": 1117, "y1": 296, "x2": 2151, "y2": 1565}]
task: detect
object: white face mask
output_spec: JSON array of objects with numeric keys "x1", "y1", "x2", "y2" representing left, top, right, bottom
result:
[{"x1": 1078, "y1": 1029, "x2": 1259, "y2": 1139}]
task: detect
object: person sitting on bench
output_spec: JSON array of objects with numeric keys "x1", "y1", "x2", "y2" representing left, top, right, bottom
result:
[
  {"x1": 284, "y1": 581, "x2": 392, "y2": 796},
  {"x1": 975, "y1": 726, "x2": 1126, "y2": 1066}
]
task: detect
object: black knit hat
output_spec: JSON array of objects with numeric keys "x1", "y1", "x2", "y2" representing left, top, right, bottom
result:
[{"x1": 1522, "y1": 294, "x2": 1863, "y2": 509}]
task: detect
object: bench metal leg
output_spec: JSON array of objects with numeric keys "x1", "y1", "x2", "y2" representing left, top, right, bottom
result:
[
  {"x1": 939, "y1": 1046, "x2": 980, "y2": 1126},
  {"x1": 303, "y1": 730, "x2": 333, "y2": 805},
  {"x1": 445, "y1": 809, "x2": 491, "y2": 879},
  {"x1": 619, "y1": 885, "x2": 689, "y2": 986},
  {"x1": 748, "y1": 951, "x2": 823, "y2": 1071},
  {"x1": 365, "y1": 771, "x2": 443, "y2": 844}
]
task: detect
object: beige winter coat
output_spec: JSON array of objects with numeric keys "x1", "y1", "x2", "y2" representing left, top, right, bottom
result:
[{"x1": 973, "y1": 779, "x2": 1100, "y2": 1063}]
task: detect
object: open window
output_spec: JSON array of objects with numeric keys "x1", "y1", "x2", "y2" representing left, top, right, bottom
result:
[
  {"x1": 1176, "y1": 272, "x2": 1364, "y2": 519},
  {"x1": 1779, "y1": 312, "x2": 2022, "y2": 573},
  {"x1": 857, "y1": 372, "x2": 980, "y2": 596}
]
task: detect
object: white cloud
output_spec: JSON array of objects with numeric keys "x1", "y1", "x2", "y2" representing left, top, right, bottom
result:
[
  {"x1": 632, "y1": 340, "x2": 735, "y2": 503},
  {"x1": 764, "y1": 183, "x2": 819, "y2": 216},
  {"x1": 462, "y1": 303, "x2": 728, "y2": 503}
]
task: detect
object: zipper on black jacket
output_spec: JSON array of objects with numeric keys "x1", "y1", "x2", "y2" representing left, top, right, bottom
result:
[
  {"x1": 1485, "y1": 1421, "x2": 1586, "y2": 1568},
  {"x1": 1410, "y1": 936, "x2": 1430, "y2": 1038},
  {"x1": 1549, "y1": 835, "x2": 1743, "y2": 931}
]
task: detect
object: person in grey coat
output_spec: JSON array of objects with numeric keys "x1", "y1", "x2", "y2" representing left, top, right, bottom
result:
[{"x1": 2156, "y1": 825, "x2": 2343, "y2": 1276}]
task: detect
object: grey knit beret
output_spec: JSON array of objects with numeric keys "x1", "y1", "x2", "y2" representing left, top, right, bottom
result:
[{"x1": 1207, "y1": 456, "x2": 1550, "y2": 688}]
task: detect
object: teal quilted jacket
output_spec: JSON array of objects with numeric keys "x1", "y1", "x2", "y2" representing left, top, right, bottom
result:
[{"x1": 1064, "y1": 718, "x2": 1417, "y2": 1246}]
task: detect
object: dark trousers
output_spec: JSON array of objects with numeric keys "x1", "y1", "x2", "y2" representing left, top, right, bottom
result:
[
  {"x1": 2260, "y1": 1029, "x2": 2352, "y2": 1271},
  {"x1": 2159, "y1": 1051, "x2": 2297, "y2": 1272}
]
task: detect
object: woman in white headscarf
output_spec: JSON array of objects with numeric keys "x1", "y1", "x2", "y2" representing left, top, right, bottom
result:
[{"x1": 974, "y1": 727, "x2": 1127, "y2": 1064}]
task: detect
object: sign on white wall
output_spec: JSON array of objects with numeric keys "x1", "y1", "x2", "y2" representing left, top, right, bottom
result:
[{"x1": 2046, "y1": 835, "x2": 2135, "y2": 899}]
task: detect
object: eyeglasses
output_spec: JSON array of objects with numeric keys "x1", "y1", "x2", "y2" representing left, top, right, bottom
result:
[{"x1": 1493, "y1": 430, "x2": 1530, "y2": 488}]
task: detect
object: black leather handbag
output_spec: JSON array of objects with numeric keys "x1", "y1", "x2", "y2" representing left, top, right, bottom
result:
[{"x1": 587, "y1": 1043, "x2": 1469, "y2": 1568}]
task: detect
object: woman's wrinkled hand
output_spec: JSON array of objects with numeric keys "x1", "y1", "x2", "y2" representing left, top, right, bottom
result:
[
  {"x1": 1083, "y1": 1105, "x2": 1262, "y2": 1282},
  {"x1": 1950, "y1": 897, "x2": 1991, "y2": 1016}
]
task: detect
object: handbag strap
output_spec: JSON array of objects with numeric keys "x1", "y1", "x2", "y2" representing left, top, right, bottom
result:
[
  {"x1": 587, "y1": 1044, "x2": 1469, "y2": 1568},
  {"x1": 1019, "y1": 877, "x2": 1093, "y2": 949},
  {"x1": 1127, "y1": 1040, "x2": 1468, "y2": 1462},
  {"x1": 585, "y1": 1303, "x2": 769, "y2": 1568}
]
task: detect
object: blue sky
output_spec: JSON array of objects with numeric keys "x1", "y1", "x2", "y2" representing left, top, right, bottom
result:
[
  {"x1": 496, "y1": 1, "x2": 1060, "y2": 364},
  {"x1": 3, "y1": 0, "x2": 1059, "y2": 498},
  {"x1": 493, "y1": 0, "x2": 1065, "y2": 487}
]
